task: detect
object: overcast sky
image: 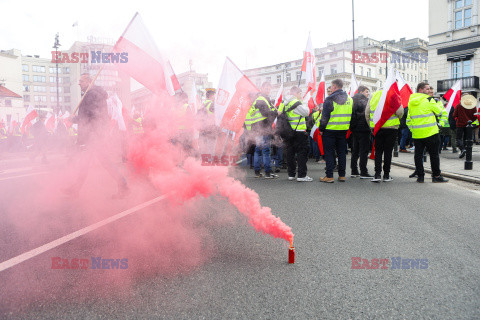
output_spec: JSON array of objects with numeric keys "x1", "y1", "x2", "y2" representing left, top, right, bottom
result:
[{"x1": 0, "y1": 0, "x2": 429, "y2": 84}]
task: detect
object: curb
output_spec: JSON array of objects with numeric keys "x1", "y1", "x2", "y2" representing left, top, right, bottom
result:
[{"x1": 391, "y1": 160, "x2": 480, "y2": 184}]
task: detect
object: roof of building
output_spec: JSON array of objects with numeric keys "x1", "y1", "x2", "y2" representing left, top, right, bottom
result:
[{"x1": 0, "y1": 85, "x2": 22, "y2": 98}]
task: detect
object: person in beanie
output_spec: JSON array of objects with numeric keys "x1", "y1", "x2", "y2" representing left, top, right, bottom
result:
[{"x1": 350, "y1": 86, "x2": 373, "y2": 179}]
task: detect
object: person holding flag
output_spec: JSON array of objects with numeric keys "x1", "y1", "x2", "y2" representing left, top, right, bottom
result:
[
  {"x1": 319, "y1": 79, "x2": 352, "y2": 183},
  {"x1": 407, "y1": 82, "x2": 449, "y2": 183},
  {"x1": 244, "y1": 82, "x2": 278, "y2": 178},
  {"x1": 197, "y1": 89, "x2": 217, "y2": 155}
]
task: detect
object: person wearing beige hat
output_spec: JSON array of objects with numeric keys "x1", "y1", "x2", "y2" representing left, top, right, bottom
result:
[{"x1": 453, "y1": 94, "x2": 478, "y2": 158}]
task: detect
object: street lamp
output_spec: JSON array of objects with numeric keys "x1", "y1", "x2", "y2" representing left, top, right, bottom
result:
[
  {"x1": 52, "y1": 33, "x2": 61, "y2": 114},
  {"x1": 352, "y1": 0, "x2": 356, "y2": 74}
]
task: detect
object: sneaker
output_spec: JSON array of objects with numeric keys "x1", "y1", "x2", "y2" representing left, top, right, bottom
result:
[
  {"x1": 320, "y1": 176, "x2": 334, "y2": 183},
  {"x1": 360, "y1": 173, "x2": 374, "y2": 179},
  {"x1": 408, "y1": 146, "x2": 415, "y2": 151},
  {"x1": 417, "y1": 176, "x2": 424, "y2": 183},
  {"x1": 409, "y1": 171, "x2": 418, "y2": 178},
  {"x1": 383, "y1": 174, "x2": 393, "y2": 182},
  {"x1": 459, "y1": 150, "x2": 466, "y2": 159},
  {"x1": 371, "y1": 174, "x2": 382, "y2": 183},
  {"x1": 297, "y1": 176, "x2": 313, "y2": 182},
  {"x1": 338, "y1": 176, "x2": 346, "y2": 182},
  {"x1": 255, "y1": 172, "x2": 264, "y2": 178},
  {"x1": 399, "y1": 149, "x2": 411, "y2": 153},
  {"x1": 264, "y1": 173, "x2": 278, "y2": 179},
  {"x1": 351, "y1": 171, "x2": 360, "y2": 178},
  {"x1": 288, "y1": 176, "x2": 296, "y2": 181},
  {"x1": 432, "y1": 176, "x2": 449, "y2": 183}
]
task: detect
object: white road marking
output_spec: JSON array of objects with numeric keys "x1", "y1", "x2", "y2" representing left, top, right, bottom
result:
[
  {"x1": 0, "y1": 171, "x2": 49, "y2": 181},
  {"x1": 0, "y1": 195, "x2": 167, "y2": 272}
]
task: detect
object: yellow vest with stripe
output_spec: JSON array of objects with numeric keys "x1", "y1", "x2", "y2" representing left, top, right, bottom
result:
[
  {"x1": 436, "y1": 100, "x2": 449, "y2": 127},
  {"x1": 278, "y1": 99, "x2": 307, "y2": 131},
  {"x1": 369, "y1": 90, "x2": 400, "y2": 129},
  {"x1": 245, "y1": 96, "x2": 276, "y2": 131},
  {"x1": 203, "y1": 100, "x2": 214, "y2": 114},
  {"x1": 406, "y1": 93, "x2": 443, "y2": 139},
  {"x1": 325, "y1": 97, "x2": 353, "y2": 130},
  {"x1": 313, "y1": 110, "x2": 322, "y2": 128},
  {"x1": 133, "y1": 117, "x2": 144, "y2": 134}
]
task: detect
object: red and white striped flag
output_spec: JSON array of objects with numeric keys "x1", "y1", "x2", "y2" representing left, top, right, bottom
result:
[
  {"x1": 165, "y1": 60, "x2": 182, "y2": 96},
  {"x1": 45, "y1": 112, "x2": 56, "y2": 132},
  {"x1": 113, "y1": 13, "x2": 168, "y2": 96},
  {"x1": 107, "y1": 93, "x2": 127, "y2": 131},
  {"x1": 274, "y1": 83, "x2": 283, "y2": 108},
  {"x1": 189, "y1": 81, "x2": 201, "y2": 114},
  {"x1": 301, "y1": 33, "x2": 316, "y2": 93},
  {"x1": 443, "y1": 79, "x2": 462, "y2": 115},
  {"x1": 348, "y1": 73, "x2": 361, "y2": 97},
  {"x1": 303, "y1": 90, "x2": 316, "y2": 113},
  {"x1": 214, "y1": 57, "x2": 259, "y2": 154},
  {"x1": 372, "y1": 67, "x2": 402, "y2": 135},
  {"x1": 315, "y1": 71, "x2": 326, "y2": 105},
  {"x1": 395, "y1": 70, "x2": 413, "y2": 108},
  {"x1": 21, "y1": 106, "x2": 38, "y2": 133}
]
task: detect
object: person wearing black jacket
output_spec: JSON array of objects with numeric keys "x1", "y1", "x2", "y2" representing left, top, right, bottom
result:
[{"x1": 349, "y1": 86, "x2": 373, "y2": 178}]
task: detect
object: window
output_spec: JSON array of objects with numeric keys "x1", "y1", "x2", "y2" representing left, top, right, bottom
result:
[
  {"x1": 455, "y1": 0, "x2": 472, "y2": 29},
  {"x1": 32, "y1": 65, "x2": 45, "y2": 73},
  {"x1": 23, "y1": 85, "x2": 29, "y2": 92},
  {"x1": 64, "y1": 67, "x2": 70, "y2": 74},
  {"x1": 296, "y1": 71, "x2": 301, "y2": 81},
  {"x1": 318, "y1": 67, "x2": 324, "y2": 76},
  {"x1": 367, "y1": 68, "x2": 371, "y2": 77},
  {"x1": 360, "y1": 66, "x2": 364, "y2": 76},
  {"x1": 286, "y1": 72, "x2": 291, "y2": 82},
  {"x1": 23, "y1": 95, "x2": 30, "y2": 102},
  {"x1": 34, "y1": 95, "x2": 47, "y2": 102},
  {"x1": 330, "y1": 64, "x2": 337, "y2": 74},
  {"x1": 452, "y1": 60, "x2": 471, "y2": 78},
  {"x1": 33, "y1": 86, "x2": 46, "y2": 92},
  {"x1": 22, "y1": 64, "x2": 29, "y2": 72},
  {"x1": 49, "y1": 67, "x2": 62, "y2": 74},
  {"x1": 379, "y1": 68, "x2": 382, "y2": 75},
  {"x1": 51, "y1": 96, "x2": 63, "y2": 102},
  {"x1": 64, "y1": 86, "x2": 70, "y2": 93},
  {"x1": 33, "y1": 75, "x2": 46, "y2": 82},
  {"x1": 49, "y1": 76, "x2": 62, "y2": 83},
  {"x1": 277, "y1": 75, "x2": 282, "y2": 84},
  {"x1": 22, "y1": 75, "x2": 29, "y2": 82},
  {"x1": 50, "y1": 86, "x2": 62, "y2": 93}
]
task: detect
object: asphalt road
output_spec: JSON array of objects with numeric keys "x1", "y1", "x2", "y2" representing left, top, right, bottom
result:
[{"x1": 0, "y1": 153, "x2": 479, "y2": 319}]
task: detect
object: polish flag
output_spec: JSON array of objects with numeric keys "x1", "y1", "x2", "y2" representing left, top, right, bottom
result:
[
  {"x1": 113, "y1": 13, "x2": 168, "y2": 96},
  {"x1": 395, "y1": 70, "x2": 413, "y2": 108},
  {"x1": 301, "y1": 33, "x2": 316, "y2": 92},
  {"x1": 107, "y1": 93, "x2": 127, "y2": 131},
  {"x1": 189, "y1": 81, "x2": 201, "y2": 114},
  {"x1": 214, "y1": 57, "x2": 259, "y2": 154},
  {"x1": 315, "y1": 71, "x2": 326, "y2": 105},
  {"x1": 45, "y1": 112, "x2": 56, "y2": 132},
  {"x1": 443, "y1": 80, "x2": 462, "y2": 115},
  {"x1": 303, "y1": 90, "x2": 316, "y2": 113},
  {"x1": 348, "y1": 73, "x2": 361, "y2": 97},
  {"x1": 274, "y1": 83, "x2": 284, "y2": 108},
  {"x1": 372, "y1": 67, "x2": 402, "y2": 135},
  {"x1": 165, "y1": 60, "x2": 182, "y2": 96},
  {"x1": 21, "y1": 106, "x2": 38, "y2": 133}
]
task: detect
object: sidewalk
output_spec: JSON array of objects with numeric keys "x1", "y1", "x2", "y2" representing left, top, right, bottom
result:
[{"x1": 390, "y1": 144, "x2": 480, "y2": 184}]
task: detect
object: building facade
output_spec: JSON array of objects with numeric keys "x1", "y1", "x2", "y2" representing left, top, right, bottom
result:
[
  {"x1": 429, "y1": 0, "x2": 480, "y2": 97},
  {"x1": 0, "y1": 49, "x2": 24, "y2": 122},
  {"x1": 243, "y1": 36, "x2": 428, "y2": 98}
]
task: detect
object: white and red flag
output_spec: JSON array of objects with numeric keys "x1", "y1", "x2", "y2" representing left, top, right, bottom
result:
[
  {"x1": 348, "y1": 73, "x2": 361, "y2": 97},
  {"x1": 315, "y1": 71, "x2": 326, "y2": 105},
  {"x1": 107, "y1": 93, "x2": 127, "y2": 131},
  {"x1": 303, "y1": 90, "x2": 316, "y2": 113},
  {"x1": 372, "y1": 67, "x2": 402, "y2": 135},
  {"x1": 113, "y1": 13, "x2": 168, "y2": 96},
  {"x1": 165, "y1": 60, "x2": 182, "y2": 96},
  {"x1": 214, "y1": 57, "x2": 259, "y2": 153},
  {"x1": 301, "y1": 33, "x2": 316, "y2": 93},
  {"x1": 189, "y1": 81, "x2": 201, "y2": 114},
  {"x1": 443, "y1": 79, "x2": 462, "y2": 115},
  {"x1": 45, "y1": 112, "x2": 56, "y2": 132},
  {"x1": 395, "y1": 70, "x2": 413, "y2": 108},
  {"x1": 274, "y1": 83, "x2": 284, "y2": 108},
  {"x1": 21, "y1": 106, "x2": 38, "y2": 133}
]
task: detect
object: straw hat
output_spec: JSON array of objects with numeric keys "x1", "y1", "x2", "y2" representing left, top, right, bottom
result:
[{"x1": 461, "y1": 94, "x2": 477, "y2": 109}]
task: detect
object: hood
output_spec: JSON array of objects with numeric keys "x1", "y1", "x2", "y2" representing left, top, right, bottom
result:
[
  {"x1": 408, "y1": 93, "x2": 429, "y2": 108},
  {"x1": 352, "y1": 93, "x2": 368, "y2": 107},
  {"x1": 327, "y1": 89, "x2": 348, "y2": 105}
]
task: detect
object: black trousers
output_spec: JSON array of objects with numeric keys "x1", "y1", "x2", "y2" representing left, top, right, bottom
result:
[
  {"x1": 414, "y1": 133, "x2": 441, "y2": 177},
  {"x1": 286, "y1": 131, "x2": 309, "y2": 178},
  {"x1": 323, "y1": 130, "x2": 347, "y2": 178},
  {"x1": 351, "y1": 131, "x2": 370, "y2": 175},
  {"x1": 374, "y1": 129, "x2": 397, "y2": 175},
  {"x1": 456, "y1": 127, "x2": 467, "y2": 151}
]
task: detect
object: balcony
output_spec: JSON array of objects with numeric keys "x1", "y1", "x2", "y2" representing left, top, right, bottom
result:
[{"x1": 437, "y1": 76, "x2": 479, "y2": 93}]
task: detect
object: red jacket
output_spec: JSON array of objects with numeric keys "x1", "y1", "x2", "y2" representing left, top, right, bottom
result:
[{"x1": 453, "y1": 104, "x2": 476, "y2": 127}]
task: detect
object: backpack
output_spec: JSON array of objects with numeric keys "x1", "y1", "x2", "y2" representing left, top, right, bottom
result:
[{"x1": 275, "y1": 102, "x2": 301, "y2": 141}]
